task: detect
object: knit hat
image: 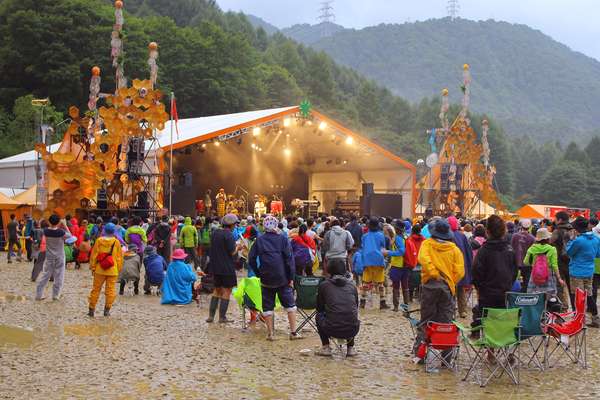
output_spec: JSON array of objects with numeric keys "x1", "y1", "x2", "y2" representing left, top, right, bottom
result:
[
  {"x1": 144, "y1": 245, "x2": 157, "y2": 256},
  {"x1": 263, "y1": 215, "x2": 279, "y2": 232},
  {"x1": 222, "y1": 213, "x2": 238, "y2": 226},
  {"x1": 104, "y1": 222, "x2": 116, "y2": 235},
  {"x1": 535, "y1": 228, "x2": 552, "y2": 242},
  {"x1": 172, "y1": 248, "x2": 187, "y2": 260}
]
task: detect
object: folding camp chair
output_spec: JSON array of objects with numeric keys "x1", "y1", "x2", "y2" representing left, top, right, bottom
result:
[
  {"x1": 544, "y1": 288, "x2": 587, "y2": 368},
  {"x1": 294, "y1": 275, "x2": 324, "y2": 335},
  {"x1": 456, "y1": 308, "x2": 521, "y2": 387},
  {"x1": 506, "y1": 291, "x2": 546, "y2": 370},
  {"x1": 424, "y1": 322, "x2": 461, "y2": 373},
  {"x1": 233, "y1": 277, "x2": 273, "y2": 331},
  {"x1": 400, "y1": 303, "x2": 421, "y2": 338}
]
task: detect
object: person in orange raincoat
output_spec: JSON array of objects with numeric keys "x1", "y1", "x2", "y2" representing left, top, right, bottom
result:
[{"x1": 88, "y1": 223, "x2": 123, "y2": 317}]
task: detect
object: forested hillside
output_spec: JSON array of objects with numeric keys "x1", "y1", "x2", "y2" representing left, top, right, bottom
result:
[
  {"x1": 281, "y1": 18, "x2": 600, "y2": 143},
  {"x1": 0, "y1": 0, "x2": 597, "y2": 209}
]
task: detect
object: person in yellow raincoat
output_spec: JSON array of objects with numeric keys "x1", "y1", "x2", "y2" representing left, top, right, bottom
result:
[{"x1": 88, "y1": 222, "x2": 123, "y2": 317}]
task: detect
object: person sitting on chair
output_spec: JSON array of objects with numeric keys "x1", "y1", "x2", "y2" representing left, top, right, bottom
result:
[{"x1": 315, "y1": 259, "x2": 360, "y2": 357}]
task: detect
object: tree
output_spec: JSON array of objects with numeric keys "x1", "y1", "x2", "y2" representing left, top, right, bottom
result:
[
  {"x1": 0, "y1": 95, "x2": 62, "y2": 158},
  {"x1": 535, "y1": 160, "x2": 591, "y2": 207},
  {"x1": 585, "y1": 136, "x2": 600, "y2": 166},
  {"x1": 563, "y1": 141, "x2": 590, "y2": 165},
  {"x1": 356, "y1": 81, "x2": 381, "y2": 127}
]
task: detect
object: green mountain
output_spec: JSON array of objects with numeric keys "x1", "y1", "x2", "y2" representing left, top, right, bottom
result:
[
  {"x1": 245, "y1": 14, "x2": 279, "y2": 35},
  {"x1": 281, "y1": 22, "x2": 345, "y2": 45},
  {"x1": 281, "y1": 18, "x2": 600, "y2": 142}
]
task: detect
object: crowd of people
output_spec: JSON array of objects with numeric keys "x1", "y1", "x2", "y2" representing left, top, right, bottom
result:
[{"x1": 12, "y1": 208, "x2": 600, "y2": 359}]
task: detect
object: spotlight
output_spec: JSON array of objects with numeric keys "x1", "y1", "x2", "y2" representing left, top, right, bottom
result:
[
  {"x1": 283, "y1": 148, "x2": 291, "y2": 156},
  {"x1": 343, "y1": 160, "x2": 348, "y2": 164},
  {"x1": 283, "y1": 118, "x2": 291, "y2": 127},
  {"x1": 253, "y1": 127, "x2": 261, "y2": 136},
  {"x1": 319, "y1": 121, "x2": 327, "y2": 130},
  {"x1": 214, "y1": 141, "x2": 220, "y2": 147},
  {"x1": 345, "y1": 136, "x2": 354, "y2": 145},
  {"x1": 307, "y1": 121, "x2": 313, "y2": 126},
  {"x1": 201, "y1": 143, "x2": 207, "y2": 148}
]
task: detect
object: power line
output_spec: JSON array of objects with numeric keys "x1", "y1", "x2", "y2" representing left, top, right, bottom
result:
[
  {"x1": 318, "y1": 0, "x2": 335, "y2": 23},
  {"x1": 447, "y1": 0, "x2": 460, "y2": 20}
]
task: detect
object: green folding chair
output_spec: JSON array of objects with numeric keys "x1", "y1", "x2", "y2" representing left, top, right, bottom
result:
[
  {"x1": 506, "y1": 291, "x2": 547, "y2": 370},
  {"x1": 294, "y1": 275, "x2": 324, "y2": 335},
  {"x1": 456, "y1": 307, "x2": 521, "y2": 387}
]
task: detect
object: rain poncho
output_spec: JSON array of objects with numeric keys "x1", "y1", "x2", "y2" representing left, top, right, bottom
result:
[{"x1": 161, "y1": 260, "x2": 197, "y2": 305}]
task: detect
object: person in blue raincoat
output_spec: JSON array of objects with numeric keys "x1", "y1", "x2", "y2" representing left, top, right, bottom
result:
[{"x1": 161, "y1": 248, "x2": 197, "y2": 305}]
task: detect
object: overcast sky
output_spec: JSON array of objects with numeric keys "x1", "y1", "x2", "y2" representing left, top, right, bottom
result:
[{"x1": 217, "y1": 0, "x2": 600, "y2": 61}]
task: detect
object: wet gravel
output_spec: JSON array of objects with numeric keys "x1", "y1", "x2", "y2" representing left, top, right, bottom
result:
[{"x1": 1, "y1": 261, "x2": 600, "y2": 399}]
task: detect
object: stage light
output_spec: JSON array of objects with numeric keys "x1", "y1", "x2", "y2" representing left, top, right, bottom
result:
[
  {"x1": 319, "y1": 121, "x2": 327, "y2": 130},
  {"x1": 345, "y1": 136, "x2": 354, "y2": 145},
  {"x1": 253, "y1": 127, "x2": 260, "y2": 136},
  {"x1": 283, "y1": 118, "x2": 291, "y2": 127},
  {"x1": 307, "y1": 120, "x2": 313, "y2": 126},
  {"x1": 343, "y1": 160, "x2": 348, "y2": 164},
  {"x1": 201, "y1": 143, "x2": 207, "y2": 148},
  {"x1": 214, "y1": 141, "x2": 220, "y2": 147},
  {"x1": 283, "y1": 148, "x2": 291, "y2": 156}
]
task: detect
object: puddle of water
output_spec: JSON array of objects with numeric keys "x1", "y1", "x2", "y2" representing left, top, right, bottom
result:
[
  {"x1": 0, "y1": 290, "x2": 28, "y2": 302},
  {"x1": 63, "y1": 322, "x2": 118, "y2": 337},
  {"x1": 0, "y1": 324, "x2": 34, "y2": 348}
]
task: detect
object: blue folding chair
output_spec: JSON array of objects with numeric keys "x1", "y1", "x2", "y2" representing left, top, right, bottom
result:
[{"x1": 506, "y1": 291, "x2": 546, "y2": 370}]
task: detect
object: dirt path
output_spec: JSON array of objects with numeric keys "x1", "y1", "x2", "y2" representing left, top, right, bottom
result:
[{"x1": 1, "y1": 262, "x2": 599, "y2": 399}]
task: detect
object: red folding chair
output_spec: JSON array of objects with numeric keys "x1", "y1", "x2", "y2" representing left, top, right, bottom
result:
[
  {"x1": 424, "y1": 322, "x2": 461, "y2": 373},
  {"x1": 544, "y1": 288, "x2": 587, "y2": 368}
]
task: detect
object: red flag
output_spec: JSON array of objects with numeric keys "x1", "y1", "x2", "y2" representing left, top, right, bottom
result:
[{"x1": 170, "y1": 96, "x2": 180, "y2": 139}]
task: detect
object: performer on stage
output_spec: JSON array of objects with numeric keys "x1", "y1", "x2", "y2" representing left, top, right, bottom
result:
[
  {"x1": 253, "y1": 195, "x2": 266, "y2": 218},
  {"x1": 216, "y1": 188, "x2": 226, "y2": 218},
  {"x1": 204, "y1": 189, "x2": 212, "y2": 217},
  {"x1": 226, "y1": 195, "x2": 238, "y2": 215}
]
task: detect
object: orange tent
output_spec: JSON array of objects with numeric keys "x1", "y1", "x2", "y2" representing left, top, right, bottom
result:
[{"x1": 515, "y1": 204, "x2": 562, "y2": 219}]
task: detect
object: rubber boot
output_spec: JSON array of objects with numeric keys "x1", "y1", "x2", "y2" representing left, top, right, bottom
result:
[
  {"x1": 218, "y1": 299, "x2": 232, "y2": 323},
  {"x1": 392, "y1": 288, "x2": 400, "y2": 312},
  {"x1": 380, "y1": 299, "x2": 390, "y2": 310},
  {"x1": 103, "y1": 307, "x2": 111, "y2": 317},
  {"x1": 87, "y1": 308, "x2": 95, "y2": 318},
  {"x1": 402, "y1": 289, "x2": 410, "y2": 306},
  {"x1": 206, "y1": 296, "x2": 219, "y2": 323},
  {"x1": 359, "y1": 298, "x2": 366, "y2": 309}
]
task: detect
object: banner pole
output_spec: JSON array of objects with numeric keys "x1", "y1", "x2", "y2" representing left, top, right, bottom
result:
[{"x1": 169, "y1": 92, "x2": 174, "y2": 217}]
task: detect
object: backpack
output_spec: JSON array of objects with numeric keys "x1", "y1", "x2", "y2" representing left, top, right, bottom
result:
[
  {"x1": 531, "y1": 252, "x2": 550, "y2": 285},
  {"x1": 200, "y1": 227, "x2": 211, "y2": 246},
  {"x1": 403, "y1": 239, "x2": 418, "y2": 269}
]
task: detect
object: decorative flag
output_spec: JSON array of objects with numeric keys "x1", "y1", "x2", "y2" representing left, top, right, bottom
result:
[{"x1": 170, "y1": 96, "x2": 180, "y2": 139}]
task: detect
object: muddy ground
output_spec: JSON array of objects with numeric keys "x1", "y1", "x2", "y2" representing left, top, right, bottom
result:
[{"x1": 1, "y1": 261, "x2": 599, "y2": 399}]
